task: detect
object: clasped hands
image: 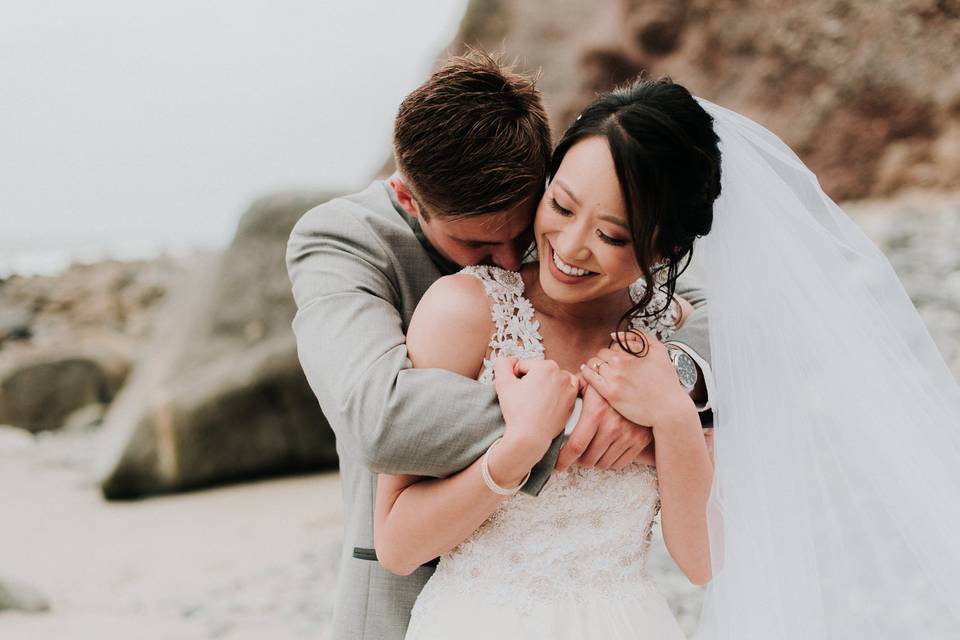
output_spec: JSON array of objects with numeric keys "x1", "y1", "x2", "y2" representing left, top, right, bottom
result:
[{"x1": 494, "y1": 331, "x2": 707, "y2": 475}]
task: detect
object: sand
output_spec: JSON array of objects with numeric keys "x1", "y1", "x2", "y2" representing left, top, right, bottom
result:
[
  {"x1": 0, "y1": 425, "x2": 344, "y2": 639},
  {"x1": 0, "y1": 424, "x2": 707, "y2": 639}
]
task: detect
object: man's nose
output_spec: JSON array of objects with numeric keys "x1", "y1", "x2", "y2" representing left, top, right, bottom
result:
[{"x1": 490, "y1": 246, "x2": 523, "y2": 272}]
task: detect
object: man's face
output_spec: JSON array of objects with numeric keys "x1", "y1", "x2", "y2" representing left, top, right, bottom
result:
[{"x1": 391, "y1": 178, "x2": 535, "y2": 271}]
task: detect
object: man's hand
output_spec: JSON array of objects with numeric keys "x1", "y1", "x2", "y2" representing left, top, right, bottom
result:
[{"x1": 554, "y1": 382, "x2": 654, "y2": 473}]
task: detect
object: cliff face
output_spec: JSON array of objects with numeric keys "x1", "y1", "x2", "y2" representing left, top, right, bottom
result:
[{"x1": 454, "y1": 0, "x2": 960, "y2": 201}]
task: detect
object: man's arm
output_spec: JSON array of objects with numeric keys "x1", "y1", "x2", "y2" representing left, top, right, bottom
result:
[
  {"x1": 286, "y1": 203, "x2": 559, "y2": 494},
  {"x1": 670, "y1": 276, "x2": 710, "y2": 364},
  {"x1": 669, "y1": 274, "x2": 716, "y2": 417}
]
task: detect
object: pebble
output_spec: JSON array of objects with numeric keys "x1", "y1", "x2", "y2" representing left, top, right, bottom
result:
[{"x1": 0, "y1": 576, "x2": 51, "y2": 613}]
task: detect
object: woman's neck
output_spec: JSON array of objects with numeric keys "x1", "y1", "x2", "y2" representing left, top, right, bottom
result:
[{"x1": 520, "y1": 263, "x2": 632, "y2": 332}]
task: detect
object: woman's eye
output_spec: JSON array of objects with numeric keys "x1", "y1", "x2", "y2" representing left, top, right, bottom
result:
[
  {"x1": 596, "y1": 229, "x2": 629, "y2": 247},
  {"x1": 549, "y1": 197, "x2": 573, "y2": 217}
]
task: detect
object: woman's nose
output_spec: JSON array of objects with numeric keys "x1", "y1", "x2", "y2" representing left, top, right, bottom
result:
[{"x1": 554, "y1": 225, "x2": 591, "y2": 261}]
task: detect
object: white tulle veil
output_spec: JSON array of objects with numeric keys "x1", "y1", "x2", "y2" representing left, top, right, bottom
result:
[{"x1": 693, "y1": 99, "x2": 960, "y2": 639}]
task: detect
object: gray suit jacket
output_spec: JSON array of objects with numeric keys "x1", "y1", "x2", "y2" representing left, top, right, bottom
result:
[{"x1": 286, "y1": 180, "x2": 711, "y2": 640}]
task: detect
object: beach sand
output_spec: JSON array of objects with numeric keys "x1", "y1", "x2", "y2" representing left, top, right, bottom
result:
[
  {"x1": 0, "y1": 426, "x2": 343, "y2": 639},
  {"x1": 0, "y1": 424, "x2": 705, "y2": 639}
]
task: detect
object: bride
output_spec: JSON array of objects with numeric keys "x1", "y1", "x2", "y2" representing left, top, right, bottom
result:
[
  {"x1": 376, "y1": 77, "x2": 717, "y2": 639},
  {"x1": 378, "y1": 78, "x2": 960, "y2": 639}
]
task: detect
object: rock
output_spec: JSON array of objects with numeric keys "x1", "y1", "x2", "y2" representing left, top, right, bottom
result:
[
  {"x1": 62, "y1": 402, "x2": 108, "y2": 431},
  {"x1": 98, "y1": 192, "x2": 341, "y2": 499},
  {"x1": 0, "y1": 335, "x2": 132, "y2": 433},
  {"x1": 0, "y1": 259, "x2": 174, "y2": 346},
  {"x1": 0, "y1": 307, "x2": 31, "y2": 345},
  {"x1": 0, "y1": 258, "x2": 179, "y2": 433},
  {"x1": 0, "y1": 577, "x2": 50, "y2": 613},
  {"x1": 453, "y1": 0, "x2": 960, "y2": 201}
]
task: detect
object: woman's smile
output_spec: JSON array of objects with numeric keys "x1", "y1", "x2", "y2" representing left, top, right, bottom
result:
[{"x1": 546, "y1": 241, "x2": 598, "y2": 284}]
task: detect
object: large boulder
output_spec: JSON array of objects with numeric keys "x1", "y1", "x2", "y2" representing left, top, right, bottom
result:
[
  {"x1": 0, "y1": 259, "x2": 173, "y2": 432},
  {"x1": 453, "y1": 0, "x2": 960, "y2": 201},
  {"x1": 0, "y1": 334, "x2": 132, "y2": 433},
  {"x1": 98, "y1": 192, "x2": 341, "y2": 499}
]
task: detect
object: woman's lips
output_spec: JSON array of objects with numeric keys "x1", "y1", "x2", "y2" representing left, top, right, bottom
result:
[{"x1": 547, "y1": 244, "x2": 598, "y2": 285}]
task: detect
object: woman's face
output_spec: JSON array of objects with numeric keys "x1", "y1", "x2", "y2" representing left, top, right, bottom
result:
[{"x1": 535, "y1": 135, "x2": 641, "y2": 305}]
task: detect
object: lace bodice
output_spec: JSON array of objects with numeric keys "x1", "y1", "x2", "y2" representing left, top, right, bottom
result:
[
  {"x1": 466, "y1": 265, "x2": 679, "y2": 384},
  {"x1": 411, "y1": 266, "x2": 681, "y2": 618}
]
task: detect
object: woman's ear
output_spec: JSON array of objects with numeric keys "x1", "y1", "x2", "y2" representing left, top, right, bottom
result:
[{"x1": 389, "y1": 177, "x2": 422, "y2": 219}]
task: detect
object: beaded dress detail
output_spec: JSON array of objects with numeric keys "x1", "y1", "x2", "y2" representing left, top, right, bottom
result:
[{"x1": 405, "y1": 266, "x2": 686, "y2": 640}]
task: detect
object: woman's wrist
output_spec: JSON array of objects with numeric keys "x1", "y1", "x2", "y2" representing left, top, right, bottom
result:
[
  {"x1": 481, "y1": 438, "x2": 531, "y2": 495},
  {"x1": 651, "y1": 391, "x2": 700, "y2": 437},
  {"x1": 488, "y1": 432, "x2": 541, "y2": 488}
]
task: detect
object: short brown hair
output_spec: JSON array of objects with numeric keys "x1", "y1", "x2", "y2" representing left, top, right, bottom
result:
[{"x1": 393, "y1": 50, "x2": 552, "y2": 218}]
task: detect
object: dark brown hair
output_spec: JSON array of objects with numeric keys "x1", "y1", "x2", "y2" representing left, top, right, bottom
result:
[
  {"x1": 393, "y1": 50, "x2": 552, "y2": 219},
  {"x1": 551, "y1": 77, "x2": 721, "y2": 352}
]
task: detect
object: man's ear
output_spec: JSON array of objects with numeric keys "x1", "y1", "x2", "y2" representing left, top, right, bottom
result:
[{"x1": 389, "y1": 177, "x2": 422, "y2": 219}]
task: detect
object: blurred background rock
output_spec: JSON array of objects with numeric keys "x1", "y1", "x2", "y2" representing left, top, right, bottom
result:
[
  {"x1": 1, "y1": 1, "x2": 957, "y2": 638},
  {"x1": 446, "y1": 0, "x2": 960, "y2": 200}
]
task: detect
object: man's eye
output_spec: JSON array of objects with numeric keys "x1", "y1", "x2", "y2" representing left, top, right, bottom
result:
[
  {"x1": 550, "y1": 197, "x2": 573, "y2": 217},
  {"x1": 596, "y1": 229, "x2": 629, "y2": 247}
]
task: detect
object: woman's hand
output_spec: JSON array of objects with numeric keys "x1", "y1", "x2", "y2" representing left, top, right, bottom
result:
[
  {"x1": 580, "y1": 331, "x2": 696, "y2": 434},
  {"x1": 554, "y1": 377, "x2": 656, "y2": 472},
  {"x1": 374, "y1": 359, "x2": 576, "y2": 576},
  {"x1": 491, "y1": 356, "x2": 579, "y2": 484}
]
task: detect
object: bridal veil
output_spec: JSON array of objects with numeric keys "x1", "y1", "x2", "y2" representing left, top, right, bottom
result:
[{"x1": 695, "y1": 99, "x2": 960, "y2": 639}]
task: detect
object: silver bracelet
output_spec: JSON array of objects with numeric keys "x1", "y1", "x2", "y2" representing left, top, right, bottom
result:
[{"x1": 480, "y1": 437, "x2": 531, "y2": 496}]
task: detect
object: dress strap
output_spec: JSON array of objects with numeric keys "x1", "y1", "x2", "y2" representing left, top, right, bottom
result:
[{"x1": 458, "y1": 266, "x2": 545, "y2": 384}]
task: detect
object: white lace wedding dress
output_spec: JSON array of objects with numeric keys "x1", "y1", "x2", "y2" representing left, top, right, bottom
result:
[{"x1": 404, "y1": 266, "x2": 687, "y2": 640}]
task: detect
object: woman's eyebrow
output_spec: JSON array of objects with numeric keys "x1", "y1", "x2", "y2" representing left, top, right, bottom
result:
[
  {"x1": 600, "y1": 214, "x2": 629, "y2": 230},
  {"x1": 554, "y1": 179, "x2": 581, "y2": 205},
  {"x1": 556, "y1": 179, "x2": 629, "y2": 229}
]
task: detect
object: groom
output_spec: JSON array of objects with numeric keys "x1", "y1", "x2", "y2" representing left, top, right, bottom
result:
[{"x1": 287, "y1": 52, "x2": 713, "y2": 640}]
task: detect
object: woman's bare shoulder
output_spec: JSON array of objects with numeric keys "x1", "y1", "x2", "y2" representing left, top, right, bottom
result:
[{"x1": 406, "y1": 273, "x2": 495, "y2": 377}]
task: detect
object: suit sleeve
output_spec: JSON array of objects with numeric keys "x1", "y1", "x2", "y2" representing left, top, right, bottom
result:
[
  {"x1": 668, "y1": 271, "x2": 716, "y2": 416},
  {"x1": 669, "y1": 274, "x2": 711, "y2": 366},
  {"x1": 285, "y1": 203, "x2": 558, "y2": 495}
]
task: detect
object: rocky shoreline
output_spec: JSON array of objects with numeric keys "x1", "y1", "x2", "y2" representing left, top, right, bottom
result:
[
  {"x1": 0, "y1": 256, "x2": 179, "y2": 433},
  {"x1": 3, "y1": 0, "x2": 956, "y2": 634},
  {"x1": 2, "y1": 191, "x2": 342, "y2": 502},
  {"x1": 2, "y1": 192, "x2": 956, "y2": 442},
  {"x1": 1, "y1": 192, "x2": 957, "y2": 637}
]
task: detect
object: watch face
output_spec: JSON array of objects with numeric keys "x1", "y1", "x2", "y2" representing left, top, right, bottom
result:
[{"x1": 673, "y1": 351, "x2": 698, "y2": 390}]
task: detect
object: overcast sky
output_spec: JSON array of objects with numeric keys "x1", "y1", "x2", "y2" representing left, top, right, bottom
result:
[{"x1": 0, "y1": 1, "x2": 466, "y2": 271}]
